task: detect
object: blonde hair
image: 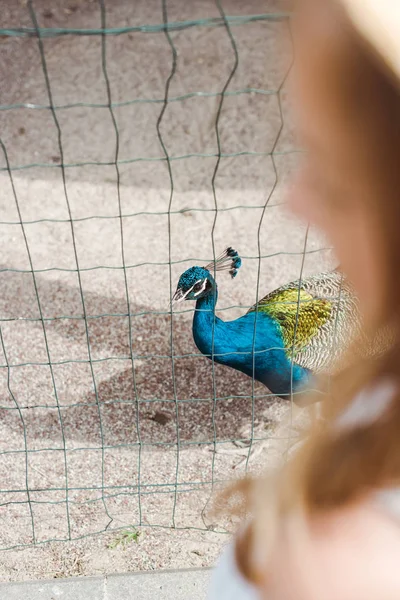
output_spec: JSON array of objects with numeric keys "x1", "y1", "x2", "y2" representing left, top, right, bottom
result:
[{"x1": 224, "y1": 0, "x2": 400, "y2": 586}]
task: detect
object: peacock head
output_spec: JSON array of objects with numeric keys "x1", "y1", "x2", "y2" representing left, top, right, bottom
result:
[{"x1": 172, "y1": 247, "x2": 241, "y2": 305}]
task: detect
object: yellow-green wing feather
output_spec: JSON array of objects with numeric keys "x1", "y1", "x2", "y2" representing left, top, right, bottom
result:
[
  {"x1": 256, "y1": 288, "x2": 332, "y2": 350},
  {"x1": 247, "y1": 271, "x2": 361, "y2": 372}
]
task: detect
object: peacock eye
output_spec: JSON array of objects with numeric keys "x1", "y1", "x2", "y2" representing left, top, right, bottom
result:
[{"x1": 192, "y1": 279, "x2": 208, "y2": 296}]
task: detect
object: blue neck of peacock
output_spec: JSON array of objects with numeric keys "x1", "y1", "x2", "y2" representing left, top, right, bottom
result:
[
  {"x1": 194, "y1": 282, "x2": 218, "y2": 320},
  {"x1": 192, "y1": 280, "x2": 222, "y2": 352}
]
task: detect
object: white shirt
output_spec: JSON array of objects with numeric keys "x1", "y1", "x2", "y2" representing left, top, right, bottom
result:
[
  {"x1": 208, "y1": 541, "x2": 259, "y2": 600},
  {"x1": 207, "y1": 380, "x2": 398, "y2": 600}
]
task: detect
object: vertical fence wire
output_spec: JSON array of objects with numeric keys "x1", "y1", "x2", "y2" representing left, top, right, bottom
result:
[
  {"x1": 286, "y1": 21, "x2": 311, "y2": 458},
  {"x1": 155, "y1": 0, "x2": 180, "y2": 527},
  {"x1": 98, "y1": 0, "x2": 143, "y2": 525},
  {"x1": 245, "y1": 19, "x2": 295, "y2": 470},
  {"x1": 27, "y1": 0, "x2": 113, "y2": 528},
  {"x1": 209, "y1": 0, "x2": 239, "y2": 493}
]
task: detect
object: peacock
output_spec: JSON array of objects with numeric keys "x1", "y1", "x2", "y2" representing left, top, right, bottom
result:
[{"x1": 172, "y1": 247, "x2": 360, "y2": 403}]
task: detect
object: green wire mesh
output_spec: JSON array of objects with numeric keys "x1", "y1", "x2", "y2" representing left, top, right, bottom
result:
[{"x1": 0, "y1": 2, "x2": 326, "y2": 552}]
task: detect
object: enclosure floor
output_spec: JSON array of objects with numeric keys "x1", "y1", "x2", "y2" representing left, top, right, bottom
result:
[{"x1": 0, "y1": 401, "x2": 310, "y2": 582}]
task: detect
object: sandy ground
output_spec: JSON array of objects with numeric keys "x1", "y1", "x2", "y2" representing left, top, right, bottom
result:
[{"x1": 0, "y1": 0, "x2": 333, "y2": 582}]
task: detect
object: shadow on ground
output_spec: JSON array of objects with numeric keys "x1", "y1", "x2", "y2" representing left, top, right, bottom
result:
[{"x1": 0, "y1": 268, "x2": 278, "y2": 450}]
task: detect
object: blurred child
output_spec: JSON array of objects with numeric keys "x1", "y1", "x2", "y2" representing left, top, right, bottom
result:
[{"x1": 209, "y1": 1, "x2": 400, "y2": 598}]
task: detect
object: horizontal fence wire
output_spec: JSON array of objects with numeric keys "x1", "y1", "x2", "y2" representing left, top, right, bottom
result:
[
  {"x1": 0, "y1": 87, "x2": 277, "y2": 111},
  {"x1": 0, "y1": 12, "x2": 289, "y2": 38},
  {"x1": 0, "y1": 2, "x2": 328, "y2": 554},
  {"x1": 0, "y1": 249, "x2": 331, "y2": 274},
  {"x1": 0, "y1": 150, "x2": 301, "y2": 174}
]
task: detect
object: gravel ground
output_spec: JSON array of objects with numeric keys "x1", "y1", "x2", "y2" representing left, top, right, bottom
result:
[{"x1": 0, "y1": 0, "x2": 332, "y2": 582}]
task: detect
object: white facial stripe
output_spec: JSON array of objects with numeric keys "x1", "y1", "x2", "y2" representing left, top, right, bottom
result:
[
  {"x1": 193, "y1": 278, "x2": 207, "y2": 297},
  {"x1": 179, "y1": 280, "x2": 201, "y2": 301}
]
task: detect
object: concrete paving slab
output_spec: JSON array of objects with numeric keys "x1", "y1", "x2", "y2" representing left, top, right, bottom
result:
[
  {"x1": 105, "y1": 568, "x2": 210, "y2": 599},
  {"x1": 0, "y1": 569, "x2": 210, "y2": 600},
  {"x1": 0, "y1": 575, "x2": 105, "y2": 600}
]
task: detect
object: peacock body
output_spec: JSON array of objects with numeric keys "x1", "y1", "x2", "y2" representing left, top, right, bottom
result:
[{"x1": 172, "y1": 248, "x2": 360, "y2": 400}]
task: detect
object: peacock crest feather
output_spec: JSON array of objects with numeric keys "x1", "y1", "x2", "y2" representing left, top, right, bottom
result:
[{"x1": 205, "y1": 247, "x2": 242, "y2": 278}]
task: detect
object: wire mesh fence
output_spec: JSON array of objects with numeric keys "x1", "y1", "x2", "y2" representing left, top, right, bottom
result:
[{"x1": 0, "y1": 0, "x2": 331, "y2": 556}]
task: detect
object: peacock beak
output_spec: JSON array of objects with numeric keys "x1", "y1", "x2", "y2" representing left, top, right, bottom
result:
[{"x1": 171, "y1": 288, "x2": 186, "y2": 306}]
